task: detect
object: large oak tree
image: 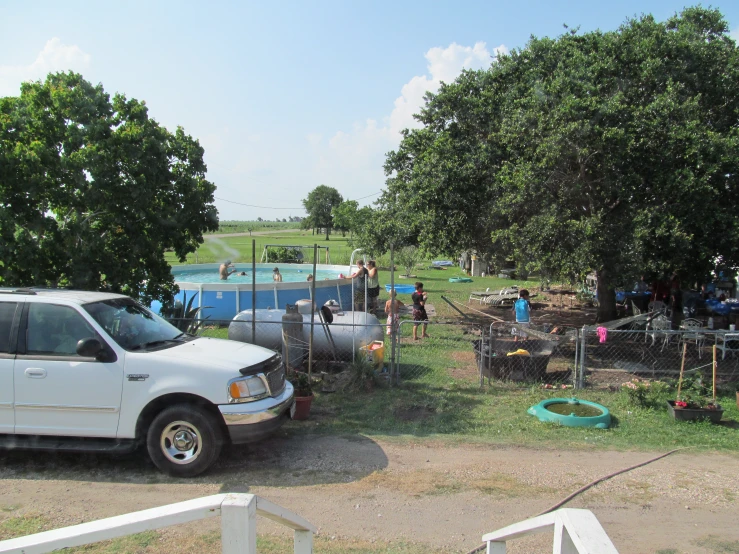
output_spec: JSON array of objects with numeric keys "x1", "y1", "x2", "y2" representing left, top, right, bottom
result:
[
  {"x1": 381, "y1": 7, "x2": 739, "y2": 321},
  {"x1": 0, "y1": 72, "x2": 218, "y2": 305}
]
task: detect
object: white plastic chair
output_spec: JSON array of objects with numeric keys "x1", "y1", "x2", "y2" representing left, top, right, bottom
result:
[{"x1": 716, "y1": 332, "x2": 739, "y2": 360}]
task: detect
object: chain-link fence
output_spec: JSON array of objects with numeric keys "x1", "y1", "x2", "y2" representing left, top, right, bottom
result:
[
  {"x1": 577, "y1": 328, "x2": 739, "y2": 388},
  {"x1": 175, "y1": 316, "x2": 396, "y2": 391},
  {"x1": 395, "y1": 320, "x2": 485, "y2": 387}
]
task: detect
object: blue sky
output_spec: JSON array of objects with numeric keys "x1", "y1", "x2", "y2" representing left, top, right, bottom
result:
[{"x1": 1, "y1": 1, "x2": 737, "y2": 220}]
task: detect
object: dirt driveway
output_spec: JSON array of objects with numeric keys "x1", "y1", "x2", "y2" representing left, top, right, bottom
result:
[{"x1": 1, "y1": 434, "x2": 738, "y2": 553}]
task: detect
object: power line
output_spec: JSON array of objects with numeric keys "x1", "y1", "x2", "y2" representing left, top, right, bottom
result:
[
  {"x1": 214, "y1": 197, "x2": 302, "y2": 210},
  {"x1": 213, "y1": 191, "x2": 383, "y2": 210}
]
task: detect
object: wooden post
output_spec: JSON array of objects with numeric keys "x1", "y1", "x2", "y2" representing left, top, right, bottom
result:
[
  {"x1": 677, "y1": 342, "x2": 687, "y2": 400},
  {"x1": 308, "y1": 244, "x2": 318, "y2": 379},
  {"x1": 221, "y1": 494, "x2": 256, "y2": 554},
  {"x1": 712, "y1": 344, "x2": 717, "y2": 403}
]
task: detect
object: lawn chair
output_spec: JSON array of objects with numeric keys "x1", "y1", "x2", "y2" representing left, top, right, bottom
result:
[
  {"x1": 648, "y1": 315, "x2": 671, "y2": 350},
  {"x1": 677, "y1": 318, "x2": 706, "y2": 358},
  {"x1": 716, "y1": 332, "x2": 739, "y2": 360},
  {"x1": 469, "y1": 288, "x2": 492, "y2": 304}
]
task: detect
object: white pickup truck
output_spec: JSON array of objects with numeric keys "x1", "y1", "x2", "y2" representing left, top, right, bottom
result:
[{"x1": 0, "y1": 288, "x2": 294, "y2": 477}]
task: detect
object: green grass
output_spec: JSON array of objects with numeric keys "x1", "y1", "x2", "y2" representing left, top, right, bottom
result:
[
  {"x1": 0, "y1": 516, "x2": 157, "y2": 552},
  {"x1": 0, "y1": 515, "x2": 441, "y2": 553},
  {"x1": 695, "y1": 536, "x2": 739, "y2": 553},
  {"x1": 211, "y1": 220, "x2": 301, "y2": 234},
  {"x1": 167, "y1": 230, "x2": 357, "y2": 266},
  {"x1": 309, "y1": 384, "x2": 739, "y2": 451}
]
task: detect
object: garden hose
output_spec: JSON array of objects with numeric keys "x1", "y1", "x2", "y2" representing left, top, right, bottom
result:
[{"x1": 464, "y1": 447, "x2": 695, "y2": 554}]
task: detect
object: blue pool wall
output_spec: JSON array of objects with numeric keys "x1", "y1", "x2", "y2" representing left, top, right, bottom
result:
[{"x1": 156, "y1": 263, "x2": 355, "y2": 322}]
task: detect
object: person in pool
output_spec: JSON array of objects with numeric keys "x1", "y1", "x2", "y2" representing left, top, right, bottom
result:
[
  {"x1": 219, "y1": 260, "x2": 237, "y2": 280},
  {"x1": 273, "y1": 267, "x2": 283, "y2": 282}
]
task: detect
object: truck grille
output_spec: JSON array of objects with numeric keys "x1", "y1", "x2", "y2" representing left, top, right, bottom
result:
[{"x1": 265, "y1": 358, "x2": 286, "y2": 396}]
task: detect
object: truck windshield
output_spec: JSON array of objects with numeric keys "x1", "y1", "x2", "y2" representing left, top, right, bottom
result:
[{"x1": 83, "y1": 298, "x2": 188, "y2": 351}]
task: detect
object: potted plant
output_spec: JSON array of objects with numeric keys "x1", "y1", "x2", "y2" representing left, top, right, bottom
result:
[
  {"x1": 667, "y1": 374, "x2": 723, "y2": 423},
  {"x1": 289, "y1": 371, "x2": 313, "y2": 420}
]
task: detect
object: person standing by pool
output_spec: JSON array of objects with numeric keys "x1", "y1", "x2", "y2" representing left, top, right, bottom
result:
[
  {"x1": 273, "y1": 267, "x2": 283, "y2": 282},
  {"x1": 351, "y1": 260, "x2": 368, "y2": 311},
  {"x1": 219, "y1": 260, "x2": 236, "y2": 280},
  {"x1": 366, "y1": 260, "x2": 380, "y2": 314},
  {"x1": 512, "y1": 289, "x2": 531, "y2": 340},
  {"x1": 412, "y1": 282, "x2": 429, "y2": 340}
]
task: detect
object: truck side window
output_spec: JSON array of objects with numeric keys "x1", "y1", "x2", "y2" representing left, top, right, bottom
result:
[
  {"x1": 27, "y1": 304, "x2": 97, "y2": 356},
  {"x1": 0, "y1": 302, "x2": 17, "y2": 353}
]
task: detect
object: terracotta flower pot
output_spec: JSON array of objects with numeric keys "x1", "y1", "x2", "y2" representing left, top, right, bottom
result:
[{"x1": 292, "y1": 394, "x2": 313, "y2": 420}]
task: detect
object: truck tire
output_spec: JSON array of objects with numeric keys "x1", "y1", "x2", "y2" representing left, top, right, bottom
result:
[{"x1": 146, "y1": 404, "x2": 223, "y2": 477}]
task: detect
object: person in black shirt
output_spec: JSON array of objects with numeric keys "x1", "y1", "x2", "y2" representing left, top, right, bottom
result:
[
  {"x1": 412, "y1": 282, "x2": 429, "y2": 340},
  {"x1": 351, "y1": 260, "x2": 369, "y2": 311}
]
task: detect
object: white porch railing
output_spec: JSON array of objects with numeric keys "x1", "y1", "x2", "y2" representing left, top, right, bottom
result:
[
  {"x1": 0, "y1": 493, "x2": 315, "y2": 554},
  {"x1": 482, "y1": 509, "x2": 618, "y2": 554}
]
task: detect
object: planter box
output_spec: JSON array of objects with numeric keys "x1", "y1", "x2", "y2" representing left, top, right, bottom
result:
[{"x1": 667, "y1": 400, "x2": 724, "y2": 423}]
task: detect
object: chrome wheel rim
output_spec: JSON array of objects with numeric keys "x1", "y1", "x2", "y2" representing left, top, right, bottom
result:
[{"x1": 160, "y1": 420, "x2": 202, "y2": 465}]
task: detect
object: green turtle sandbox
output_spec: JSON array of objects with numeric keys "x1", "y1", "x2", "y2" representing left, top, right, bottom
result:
[
  {"x1": 449, "y1": 277, "x2": 473, "y2": 283},
  {"x1": 527, "y1": 398, "x2": 611, "y2": 429}
]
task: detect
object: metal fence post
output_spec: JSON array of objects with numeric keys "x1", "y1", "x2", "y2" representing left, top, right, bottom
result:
[
  {"x1": 251, "y1": 239, "x2": 256, "y2": 344},
  {"x1": 573, "y1": 327, "x2": 579, "y2": 388},
  {"x1": 578, "y1": 326, "x2": 587, "y2": 389},
  {"x1": 307, "y1": 244, "x2": 318, "y2": 379},
  {"x1": 389, "y1": 244, "x2": 397, "y2": 387},
  {"x1": 479, "y1": 325, "x2": 485, "y2": 387}
]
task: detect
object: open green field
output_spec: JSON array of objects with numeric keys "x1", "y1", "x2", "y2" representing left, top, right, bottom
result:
[
  {"x1": 166, "y1": 231, "x2": 358, "y2": 266},
  {"x1": 209, "y1": 220, "x2": 301, "y2": 234}
]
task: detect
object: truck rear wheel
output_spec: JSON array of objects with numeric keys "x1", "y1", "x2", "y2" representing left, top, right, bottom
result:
[{"x1": 146, "y1": 405, "x2": 223, "y2": 477}]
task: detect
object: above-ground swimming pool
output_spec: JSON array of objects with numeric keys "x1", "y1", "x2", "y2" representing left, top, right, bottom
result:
[{"x1": 161, "y1": 264, "x2": 356, "y2": 321}]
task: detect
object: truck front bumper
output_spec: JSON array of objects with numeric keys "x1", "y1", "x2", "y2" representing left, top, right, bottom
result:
[{"x1": 219, "y1": 382, "x2": 294, "y2": 444}]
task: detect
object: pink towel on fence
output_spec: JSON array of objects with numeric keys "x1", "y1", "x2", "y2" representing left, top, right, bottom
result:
[{"x1": 597, "y1": 326, "x2": 608, "y2": 343}]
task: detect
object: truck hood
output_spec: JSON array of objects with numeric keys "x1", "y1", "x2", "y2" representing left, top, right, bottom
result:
[{"x1": 145, "y1": 337, "x2": 276, "y2": 371}]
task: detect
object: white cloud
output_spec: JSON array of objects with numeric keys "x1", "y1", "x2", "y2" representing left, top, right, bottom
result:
[
  {"x1": 304, "y1": 41, "x2": 507, "y2": 203},
  {"x1": 0, "y1": 38, "x2": 91, "y2": 97},
  {"x1": 211, "y1": 41, "x2": 508, "y2": 219},
  {"x1": 389, "y1": 41, "x2": 506, "y2": 136}
]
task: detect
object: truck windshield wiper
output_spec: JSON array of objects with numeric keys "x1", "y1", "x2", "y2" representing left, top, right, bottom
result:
[{"x1": 129, "y1": 338, "x2": 184, "y2": 351}]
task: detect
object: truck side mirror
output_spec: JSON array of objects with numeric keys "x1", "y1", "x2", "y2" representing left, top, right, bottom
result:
[{"x1": 76, "y1": 337, "x2": 103, "y2": 358}]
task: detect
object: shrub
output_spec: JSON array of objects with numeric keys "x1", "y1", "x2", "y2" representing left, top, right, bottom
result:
[{"x1": 621, "y1": 378, "x2": 669, "y2": 409}]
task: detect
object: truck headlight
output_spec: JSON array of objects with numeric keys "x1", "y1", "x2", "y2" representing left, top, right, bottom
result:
[{"x1": 228, "y1": 375, "x2": 268, "y2": 402}]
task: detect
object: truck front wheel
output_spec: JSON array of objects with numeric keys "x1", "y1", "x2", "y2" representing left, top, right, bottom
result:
[{"x1": 146, "y1": 405, "x2": 223, "y2": 477}]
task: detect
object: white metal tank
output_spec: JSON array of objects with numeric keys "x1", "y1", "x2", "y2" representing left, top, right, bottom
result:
[{"x1": 228, "y1": 307, "x2": 384, "y2": 359}]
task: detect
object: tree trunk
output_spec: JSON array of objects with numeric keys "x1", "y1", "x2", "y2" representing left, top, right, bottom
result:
[
  {"x1": 325, "y1": 226, "x2": 330, "y2": 240},
  {"x1": 596, "y1": 269, "x2": 617, "y2": 323}
]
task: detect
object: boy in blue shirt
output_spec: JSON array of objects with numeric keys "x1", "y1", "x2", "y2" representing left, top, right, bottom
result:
[{"x1": 512, "y1": 289, "x2": 531, "y2": 339}]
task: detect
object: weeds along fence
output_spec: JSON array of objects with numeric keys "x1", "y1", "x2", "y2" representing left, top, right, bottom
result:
[
  {"x1": 174, "y1": 316, "x2": 581, "y2": 390},
  {"x1": 577, "y1": 327, "x2": 739, "y2": 388}
]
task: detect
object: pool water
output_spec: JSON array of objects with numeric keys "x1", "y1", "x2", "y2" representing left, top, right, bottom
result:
[
  {"x1": 545, "y1": 403, "x2": 603, "y2": 417},
  {"x1": 173, "y1": 268, "x2": 343, "y2": 284}
]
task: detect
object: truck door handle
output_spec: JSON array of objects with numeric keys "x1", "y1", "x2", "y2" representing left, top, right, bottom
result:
[{"x1": 25, "y1": 368, "x2": 47, "y2": 379}]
